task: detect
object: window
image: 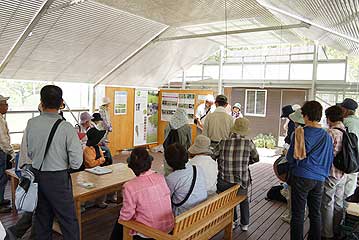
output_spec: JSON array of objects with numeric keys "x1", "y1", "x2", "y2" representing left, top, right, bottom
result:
[{"x1": 245, "y1": 90, "x2": 267, "y2": 117}]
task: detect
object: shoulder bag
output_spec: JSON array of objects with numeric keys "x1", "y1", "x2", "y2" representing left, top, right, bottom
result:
[
  {"x1": 172, "y1": 165, "x2": 197, "y2": 207},
  {"x1": 15, "y1": 119, "x2": 63, "y2": 212}
]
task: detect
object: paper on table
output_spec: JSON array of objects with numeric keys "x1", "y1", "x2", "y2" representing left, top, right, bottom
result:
[{"x1": 85, "y1": 166, "x2": 113, "y2": 175}]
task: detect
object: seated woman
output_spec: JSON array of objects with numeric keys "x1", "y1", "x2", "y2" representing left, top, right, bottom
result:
[
  {"x1": 83, "y1": 128, "x2": 107, "y2": 208},
  {"x1": 76, "y1": 112, "x2": 96, "y2": 148},
  {"x1": 92, "y1": 112, "x2": 113, "y2": 166},
  {"x1": 163, "y1": 108, "x2": 192, "y2": 176},
  {"x1": 188, "y1": 135, "x2": 218, "y2": 195},
  {"x1": 165, "y1": 143, "x2": 208, "y2": 216},
  {"x1": 110, "y1": 147, "x2": 174, "y2": 240}
]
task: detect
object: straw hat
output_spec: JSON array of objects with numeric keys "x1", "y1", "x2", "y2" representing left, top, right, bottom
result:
[
  {"x1": 289, "y1": 109, "x2": 305, "y2": 125},
  {"x1": 230, "y1": 117, "x2": 250, "y2": 136},
  {"x1": 188, "y1": 135, "x2": 212, "y2": 155},
  {"x1": 101, "y1": 96, "x2": 111, "y2": 106}
]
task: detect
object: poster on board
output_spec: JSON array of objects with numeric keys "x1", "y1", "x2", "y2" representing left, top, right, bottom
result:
[
  {"x1": 178, "y1": 94, "x2": 195, "y2": 124},
  {"x1": 161, "y1": 92, "x2": 178, "y2": 121},
  {"x1": 114, "y1": 91, "x2": 127, "y2": 115},
  {"x1": 134, "y1": 90, "x2": 159, "y2": 146}
]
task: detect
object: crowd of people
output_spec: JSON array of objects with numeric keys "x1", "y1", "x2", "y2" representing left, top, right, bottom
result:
[{"x1": 0, "y1": 85, "x2": 358, "y2": 240}]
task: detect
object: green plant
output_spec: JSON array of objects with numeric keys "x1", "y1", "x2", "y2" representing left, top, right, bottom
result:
[{"x1": 253, "y1": 134, "x2": 277, "y2": 149}]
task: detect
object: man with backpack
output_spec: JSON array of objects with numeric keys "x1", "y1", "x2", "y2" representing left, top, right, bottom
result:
[{"x1": 339, "y1": 98, "x2": 359, "y2": 206}]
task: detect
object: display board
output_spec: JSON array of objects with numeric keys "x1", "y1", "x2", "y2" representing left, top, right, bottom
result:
[
  {"x1": 158, "y1": 89, "x2": 214, "y2": 144},
  {"x1": 134, "y1": 89, "x2": 159, "y2": 146}
]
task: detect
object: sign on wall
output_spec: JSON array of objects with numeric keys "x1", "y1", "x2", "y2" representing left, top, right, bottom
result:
[
  {"x1": 114, "y1": 91, "x2": 127, "y2": 115},
  {"x1": 134, "y1": 89, "x2": 159, "y2": 146},
  {"x1": 161, "y1": 92, "x2": 195, "y2": 124}
]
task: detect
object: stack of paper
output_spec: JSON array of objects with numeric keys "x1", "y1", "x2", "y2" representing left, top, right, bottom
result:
[{"x1": 85, "y1": 166, "x2": 113, "y2": 175}]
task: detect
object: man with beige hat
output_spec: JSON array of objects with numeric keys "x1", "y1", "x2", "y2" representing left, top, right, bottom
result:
[
  {"x1": 188, "y1": 135, "x2": 218, "y2": 195},
  {"x1": 99, "y1": 96, "x2": 112, "y2": 139},
  {"x1": 214, "y1": 117, "x2": 259, "y2": 230},
  {"x1": 0, "y1": 95, "x2": 13, "y2": 213}
]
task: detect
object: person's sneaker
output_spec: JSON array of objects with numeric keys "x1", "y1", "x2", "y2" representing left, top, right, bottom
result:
[
  {"x1": 240, "y1": 224, "x2": 249, "y2": 231},
  {"x1": 0, "y1": 199, "x2": 10, "y2": 206},
  {"x1": 106, "y1": 196, "x2": 117, "y2": 204},
  {"x1": 280, "y1": 214, "x2": 291, "y2": 223},
  {"x1": 0, "y1": 206, "x2": 11, "y2": 213},
  {"x1": 96, "y1": 202, "x2": 108, "y2": 209},
  {"x1": 232, "y1": 219, "x2": 240, "y2": 230}
]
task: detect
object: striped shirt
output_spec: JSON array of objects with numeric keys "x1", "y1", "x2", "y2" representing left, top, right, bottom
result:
[{"x1": 214, "y1": 133, "x2": 259, "y2": 189}]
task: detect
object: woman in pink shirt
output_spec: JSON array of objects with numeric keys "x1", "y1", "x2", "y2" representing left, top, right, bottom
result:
[{"x1": 110, "y1": 147, "x2": 174, "y2": 240}]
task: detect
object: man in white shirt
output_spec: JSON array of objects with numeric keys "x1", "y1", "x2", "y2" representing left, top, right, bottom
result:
[
  {"x1": 203, "y1": 95, "x2": 234, "y2": 146},
  {"x1": 0, "y1": 95, "x2": 13, "y2": 213},
  {"x1": 195, "y1": 94, "x2": 215, "y2": 135}
]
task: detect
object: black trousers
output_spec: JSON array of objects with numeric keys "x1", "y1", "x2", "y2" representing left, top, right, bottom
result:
[
  {"x1": 290, "y1": 175, "x2": 324, "y2": 240},
  {"x1": 216, "y1": 178, "x2": 249, "y2": 225},
  {"x1": 33, "y1": 169, "x2": 79, "y2": 240},
  {"x1": 8, "y1": 211, "x2": 35, "y2": 239}
]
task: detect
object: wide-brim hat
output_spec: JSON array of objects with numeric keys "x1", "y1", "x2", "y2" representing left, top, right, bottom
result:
[
  {"x1": 289, "y1": 109, "x2": 305, "y2": 125},
  {"x1": 86, "y1": 128, "x2": 106, "y2": 146},
  {"x1": 92, "y1": 113, "x2": 103, "y2": 122},
  {"x1": 273, "y1": 155, "x2": 289, "y2": 182},
  {"x1": 80, "y1": 112, "x2": 92, "y2": 124},
  {"x1": 233, "y1": 102, "x2": 241, "y2": 110},
  {"x1": 339, "y1": 98, "x2": 358, "y2": 111},
  {"x1": 101, "y1": 96, "x2": 111, "y2": 106},
  {"x1": 281, "y1": 105, "x2": 294, "y2": 118},
  {"x1": 188, "y1": 135, "x2": 212, "y2": 155},
  {"x1": 0, "y1": 95, "x2": 9, "y2": 102},
  {"x1": 231, "y1": 117, "x2": 250, "y2": 135}
]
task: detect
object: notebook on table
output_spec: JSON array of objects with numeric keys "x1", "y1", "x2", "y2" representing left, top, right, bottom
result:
[{"x1": 85, "y1": 166, "x2": 113, "y2": 175}]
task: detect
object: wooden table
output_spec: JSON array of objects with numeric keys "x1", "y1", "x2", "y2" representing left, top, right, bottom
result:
[
  {"x1": 5, "y1": 168, "x2": 19, "y2": 215},
  {"x1": 72, "y1": 163, "x2": 135, "y2": 239},
  {"x1": 6, "y1": 163, "x2": 135, "y2": 239}
]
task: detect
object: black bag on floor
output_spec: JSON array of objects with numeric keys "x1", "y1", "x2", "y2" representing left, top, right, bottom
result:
[{"x1": 266, "y1": 185, "x2": 287, "y2": 203}]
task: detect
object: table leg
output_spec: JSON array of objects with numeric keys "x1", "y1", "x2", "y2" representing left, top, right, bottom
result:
[
  {"x1": 10, "y1": 177, "x2": 18, "y2": 215},
  {"x1": 116, "y1": 189, "x2": 123, "y2": 204},
  {"x1": 75, "y1": 200, "x2": 82, "y2": 240}
]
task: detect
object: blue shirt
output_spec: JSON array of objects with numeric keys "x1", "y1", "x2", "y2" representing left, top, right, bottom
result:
[
  {"x1": 165, "y1": 164, "x2": 207, "y2": 216},
  {"x1": 287, "y1": 127, "x2": 334, "y2": 182}
]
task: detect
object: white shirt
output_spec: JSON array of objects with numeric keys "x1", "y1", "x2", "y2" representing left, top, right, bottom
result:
[
  {"x1": 195, "y1": 103, "x2": 215, "y2": 123},
  {"x1": 0, "y1": 113, "x2": 13, "y2": 156},
  {"x1": 189, "y1": 155, "x2": 218, "y2": 195},
  {"x1": 203, "y1": 107, "x2": 234, "y2": 142}
]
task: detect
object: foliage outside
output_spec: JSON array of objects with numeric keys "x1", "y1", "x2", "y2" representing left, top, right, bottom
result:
[{"x1": 254, "y1": 133, "x2": 276, "y2": 149}]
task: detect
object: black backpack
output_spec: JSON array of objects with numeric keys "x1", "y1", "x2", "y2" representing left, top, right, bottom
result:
[
  {"x1": 163, "y1": 128, "x2": 179, "y2": 151},
  {"x1": 333, "y1": 128, "x2": 359, "y2": 174}
]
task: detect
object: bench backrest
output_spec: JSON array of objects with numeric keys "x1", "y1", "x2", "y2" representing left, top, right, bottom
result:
[{"x1": 172, "y1": 184, "x2": 240, "y2": 237}]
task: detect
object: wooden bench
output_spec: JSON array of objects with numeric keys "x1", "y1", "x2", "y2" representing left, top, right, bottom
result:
[{"x1": 119, "y1": 184, "x2": 246, "y2": 240}]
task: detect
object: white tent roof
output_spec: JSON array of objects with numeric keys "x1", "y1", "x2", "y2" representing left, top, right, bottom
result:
[{"x1": 0, "y1": 0, "x2": 358, "y2": 87}]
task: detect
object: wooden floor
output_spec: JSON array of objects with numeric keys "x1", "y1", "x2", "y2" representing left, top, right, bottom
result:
[{"x1": 0, "y1": 152, "x2": 308, "y2": 240}]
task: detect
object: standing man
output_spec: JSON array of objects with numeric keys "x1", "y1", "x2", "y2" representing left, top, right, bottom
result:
[
  {"x1": 339, "y1": 98, "x2": 359, "y2": 205},
  {"x1": 195, "y1": 94, "x2": 215, "y2": 135},
  {"x1": 25, "y1": 85, "x2": 83, "y2": 240},
  {"x1": 203, "y1": 95, "x2": 234, "y2": 148},
  {"x1": 99, "y1": 96, "x2": 112, "y2": 143},
  {"x1": 0, "y1": 95, "x2": 13, "y2": 213}
]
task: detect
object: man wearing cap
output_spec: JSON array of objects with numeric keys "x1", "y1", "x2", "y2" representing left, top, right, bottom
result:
[
  {"x1": 195, "y1": 94, "x2": 215, "y2": 135},
  {"x1": 203, "y1": 95, "x2": 234, "y2": 147},
  {"x1": 339, "y1": 98, "x2": 359, "y2": 205},
  {"x1": 214, "y1": 117, "x2": 259, "y2": 230},
  {"x1": 0, "y1": 95, "x2": 13, "y2": 213}
]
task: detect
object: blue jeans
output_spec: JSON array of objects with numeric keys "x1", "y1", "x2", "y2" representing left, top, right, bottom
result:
[
  {"x1": 0, "y1": 150, "x2": 8, "y2": 202},
  {"x1": 291, "y1": 175, "x2": 324, "y2": 240}
]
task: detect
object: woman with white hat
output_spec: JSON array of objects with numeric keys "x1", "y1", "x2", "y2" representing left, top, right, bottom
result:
[
  {"x1": 76, "y1": 112, "x2": 96, "y2": 148},
  {"x1": 231, "y1": 102, "x2": 243, "y2": 119},
  {"x1": 188, "y1": 135, "x2": 218, "y2": 195},
  {"x1": 99, "y1": 96, "x2": 112, "y2": 143}
]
